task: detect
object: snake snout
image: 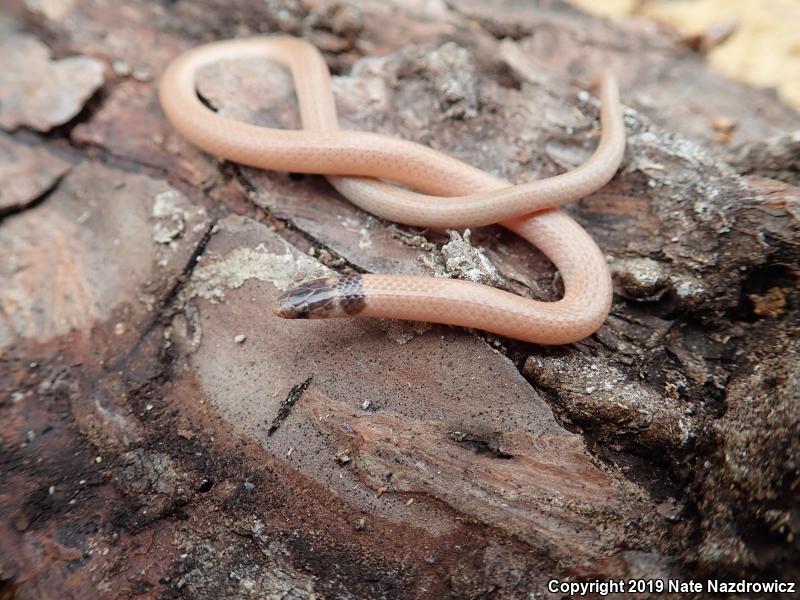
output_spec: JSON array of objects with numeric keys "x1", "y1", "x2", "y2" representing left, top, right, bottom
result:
[{"x1": 274, "y1": 293, "x2": 303, "y2": 319}]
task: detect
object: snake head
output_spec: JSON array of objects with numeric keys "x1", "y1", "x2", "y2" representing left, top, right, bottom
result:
[{"x1": 274, "y1": 275, "x2": 366, "y2": 319}]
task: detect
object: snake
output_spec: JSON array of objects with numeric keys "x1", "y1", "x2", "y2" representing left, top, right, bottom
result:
[{"x1": 159, "y1": 36, "x2": 625, "y2": 344}]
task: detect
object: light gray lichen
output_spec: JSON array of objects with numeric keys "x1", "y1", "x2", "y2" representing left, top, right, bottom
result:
[
  {"x1": 183, "y1": 242, "x2": 329, "y2": 303},
  {"x1": 609, "y1": 257, "x2": 670, "y2": 301},
  {"x1": 152, "y1": 190, "x2": 187, "y2": 245},
  {"x1": 424, "y1": 229, "x2": 507, "y2": 290}
]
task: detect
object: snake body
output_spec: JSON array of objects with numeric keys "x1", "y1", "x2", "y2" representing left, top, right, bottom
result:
[{"x1": 159, "y1": 37, "x2": 625, "y2": 344}]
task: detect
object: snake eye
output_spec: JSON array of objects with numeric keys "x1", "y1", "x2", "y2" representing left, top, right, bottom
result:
[{"x1": 273, "y1": 295, "x2": 305, "y2": 319}]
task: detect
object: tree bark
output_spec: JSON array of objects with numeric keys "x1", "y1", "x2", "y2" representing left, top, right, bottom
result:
[{"x1": 1, "y1": 1, "x2": 798, "y2": 598}]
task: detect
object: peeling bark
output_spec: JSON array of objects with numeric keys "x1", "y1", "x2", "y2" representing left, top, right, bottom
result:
[{"x1": 0, "y1": 33, "x2": 104, "y2": 131}]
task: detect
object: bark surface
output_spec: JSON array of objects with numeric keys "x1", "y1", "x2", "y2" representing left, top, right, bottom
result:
[{"x1": 1, "y1": 1, "x2": 798, "y2": 598}]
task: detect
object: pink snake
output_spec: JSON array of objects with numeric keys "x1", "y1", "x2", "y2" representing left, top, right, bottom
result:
[{"x1": 159, "y1": 36, "x2": 625, "y2": 344}]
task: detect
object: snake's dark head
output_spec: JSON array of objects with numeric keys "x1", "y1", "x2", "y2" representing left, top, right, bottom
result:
[
  {"x1": 274, "y1": 275, "x2": 366, "y2": 319},
  {"x1": 273, "y1": 295, "x2": 305, "y2": 319}
]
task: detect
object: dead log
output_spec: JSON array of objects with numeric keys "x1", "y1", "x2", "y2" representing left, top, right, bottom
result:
[{"x1": 1, "y1": 1, "x2": 798, "y2": 598}]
